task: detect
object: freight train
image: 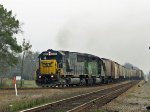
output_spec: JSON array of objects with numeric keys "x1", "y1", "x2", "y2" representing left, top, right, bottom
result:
[{"x1": 35, "y1": 49, "x2": 144, "y2": 87}]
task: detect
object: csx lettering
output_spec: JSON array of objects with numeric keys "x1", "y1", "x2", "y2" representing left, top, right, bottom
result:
[{"x1": 42, "y1": 62, "x2": 53, "y2": 67}]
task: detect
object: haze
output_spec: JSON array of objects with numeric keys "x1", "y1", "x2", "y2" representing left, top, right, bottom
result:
[{"x1": 1, "y1": 0, "x2": 150, "y2": 73}]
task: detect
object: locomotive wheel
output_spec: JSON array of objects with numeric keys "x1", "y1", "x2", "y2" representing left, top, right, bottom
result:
[{"x1": 80, "y1": 79, "x2": 86, "y2": 86}]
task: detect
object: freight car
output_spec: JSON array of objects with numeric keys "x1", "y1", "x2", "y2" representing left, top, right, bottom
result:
[
  {"x1": 101, "y1": 58, "x2": 121, "y2": 82},
  {"x1": 101, "y1": 58, "x2": 144, "y2": 82},
  {"x1": 35, "y1": 49, "x2": 144, "y2": 87}
]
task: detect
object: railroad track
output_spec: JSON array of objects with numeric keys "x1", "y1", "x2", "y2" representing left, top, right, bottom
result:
[
  {"x1": 0, "y1": 81, "x2": 122, "y2": 91},
  {"x1": 0, "y1": 85, "x2": 102, "y2": 91},
  {"x1": 20, "y1": 80, "x2": 140, "y2": 112}
]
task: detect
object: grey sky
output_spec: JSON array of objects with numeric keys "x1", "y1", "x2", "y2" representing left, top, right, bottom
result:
[{"x1": 1, "y1": 0, "x2": 150, "y2": 73}]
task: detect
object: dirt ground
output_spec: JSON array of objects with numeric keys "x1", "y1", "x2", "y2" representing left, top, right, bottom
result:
[{"x1": 100, "y1": 80, "x2": 150, "y2": 112}]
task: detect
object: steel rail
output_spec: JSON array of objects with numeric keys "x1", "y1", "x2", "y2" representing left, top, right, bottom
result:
[{"x1": 67, "y1": 81, "x2": 138, "y2": 112}]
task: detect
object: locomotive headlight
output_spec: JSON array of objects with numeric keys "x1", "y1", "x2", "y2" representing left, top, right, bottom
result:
[
  {"x1": 48, "y1": 52, "x2": 51, "y2": 56},
  {"x1": 51, "y1": 75, "x2": 54, "y2": 78},
  {"x1": 39, "y1": 76, "x2": 41, "y2": 78}
]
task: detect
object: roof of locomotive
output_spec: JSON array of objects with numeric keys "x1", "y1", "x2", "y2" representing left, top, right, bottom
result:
[
  {"x1": 60, "y1": 50, "x2": 101, "y2": 60},
  {"x1": 38, "y1": 49, "x2": 65, "y2": 57},
  {"x1": 39, "y1": 49, "x2": 101, "y2": 59}
]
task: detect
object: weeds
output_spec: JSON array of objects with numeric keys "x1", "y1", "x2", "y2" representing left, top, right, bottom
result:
[
  {"x1": 143, "y1": 96, "x2": 150, "y2": 99},
  {"x1": 95, "y1": 109, "x2": 105, "y2": 112},
  {"x1": 7, "y1": 96, "x2": 53, "y2": 112}
]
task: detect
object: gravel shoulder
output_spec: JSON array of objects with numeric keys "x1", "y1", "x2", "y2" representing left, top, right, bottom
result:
[{"x1": 100, "y1": 80, "x2": 150, "y2": 112}]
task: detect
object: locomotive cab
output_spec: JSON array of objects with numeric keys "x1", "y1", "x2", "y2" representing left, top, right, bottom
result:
[{"x1": 36, "y1": 49, "x2": 64, "y2": 86}]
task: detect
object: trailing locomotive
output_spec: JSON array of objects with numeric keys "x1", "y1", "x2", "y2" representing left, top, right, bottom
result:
[{"x1": 35, "y1": 49, "x2": 144, "y2": 86}]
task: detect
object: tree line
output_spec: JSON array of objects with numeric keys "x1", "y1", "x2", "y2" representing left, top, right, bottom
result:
[{"x1": 0, "y1": 5, "x2": 39, "y2": 80}]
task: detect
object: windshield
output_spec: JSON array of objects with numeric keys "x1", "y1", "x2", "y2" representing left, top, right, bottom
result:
[{"x1": 40, "y1": 55, "x2": 57, "y2": 60}]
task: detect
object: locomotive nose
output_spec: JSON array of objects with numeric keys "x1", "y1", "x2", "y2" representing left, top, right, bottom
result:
[{"x1": 40, "y1": 60, "x2": 57, "y2": 75}]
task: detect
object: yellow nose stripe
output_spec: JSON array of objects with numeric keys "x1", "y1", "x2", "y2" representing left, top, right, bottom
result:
[{"x1": 40, "y1": 60, "x2": 57, "y2": 75}]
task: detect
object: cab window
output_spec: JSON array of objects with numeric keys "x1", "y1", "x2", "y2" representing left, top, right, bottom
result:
[{"x1": 40, "y1": 55, "x2": 57, "y2": 60}]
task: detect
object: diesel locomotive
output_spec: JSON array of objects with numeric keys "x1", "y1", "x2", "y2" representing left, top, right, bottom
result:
[{"x1": 35, "y1": 49, "x2": 144, "y2": 87}]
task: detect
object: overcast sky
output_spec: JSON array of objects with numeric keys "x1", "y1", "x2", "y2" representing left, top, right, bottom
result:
[{"x1": 1, "y1": 0, "x2": 150, "y2": 73}]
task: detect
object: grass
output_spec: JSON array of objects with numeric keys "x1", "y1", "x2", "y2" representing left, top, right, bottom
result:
[
  {"x1": 22, "y1": 80, "x2": 38, "y2": 88},
  {"x1": 0, "y1": 78, "x2": 13, "y2": 88},
  {"x1": 0, "y1": 95, "x2": 55, "y2": 112},
  {"x1": 0, "y1": 79, "x2": 37, "y2": 88},
  {"x1": 95, "y1": 109, "x2": 105, "y2": 112},
  {"x1": 8, "y1": 97, "x2": 49, "y2": 112},
  {"x1": 143, "y1": 96, "x2": 150, "y2": 99}
]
